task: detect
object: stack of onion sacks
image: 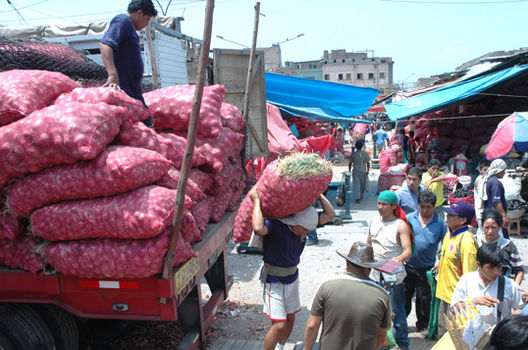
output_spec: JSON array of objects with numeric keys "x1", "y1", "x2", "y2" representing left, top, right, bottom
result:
[{"x1": 233, "y1": 153, "x2": 332, "y2": 242}]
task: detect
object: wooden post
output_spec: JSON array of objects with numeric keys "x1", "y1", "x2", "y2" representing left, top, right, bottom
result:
[
  {"x1": 162, "y1": 0, "x2": 215, "y2": 281},
  {"x1": 242, "y1": 2, "x2": 262, "y2": 153},
  {"x1": 145, "y1": 22, "x2": 160, "y2": 89}
]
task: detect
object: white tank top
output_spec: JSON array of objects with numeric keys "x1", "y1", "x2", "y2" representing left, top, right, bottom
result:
[{"x1": 369, "y1": 216, "x2": 407, "y2": 284}]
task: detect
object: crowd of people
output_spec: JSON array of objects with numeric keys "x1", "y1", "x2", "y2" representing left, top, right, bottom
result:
[{"x1": 251, "y1": 142, "x2": 528, "y2": 349}]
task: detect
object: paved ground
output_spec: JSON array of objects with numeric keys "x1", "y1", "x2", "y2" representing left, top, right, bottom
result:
[
  {"x1": 205, "y1": 166, "x2": 437, "y2": 349},
  {"x1": 203, "y1": 140, "x2": 528, "y2": 349}
]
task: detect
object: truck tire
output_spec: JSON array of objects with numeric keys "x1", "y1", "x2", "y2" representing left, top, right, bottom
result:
[
  {"x1": 0, "y1": 330, "x2": 16, "y2": 350},
  {"x1": 80, "y1": 319, "x2": 132, "y2": 342},
  {"x1": 0, "y1": 303, "x2": 55, "y2": 350},
  {"x1": 31, "y1": 304, "x2": 79, "y2": 350}
]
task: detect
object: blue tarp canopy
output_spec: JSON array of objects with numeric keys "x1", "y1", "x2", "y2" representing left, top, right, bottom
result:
[
  {"x1": 265, "y1": 72, "x2": 379, "y2": 123},
  {"x1": 385, "y1": 64, "x2": 528, "y2": 121}
]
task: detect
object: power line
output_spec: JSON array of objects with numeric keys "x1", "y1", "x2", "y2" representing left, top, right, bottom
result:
[
  {"x1": 4, "y1": 0, "x2": 27, "y2": 25},
  {"x1": 381, "y1": 0, "x2": 528, "y2": 3},
  {"x1": 0, "y1": 0, "x2": 230, "y2": 25},
  {"x1": 0, "y1": 9, "x2": 119, "y2": 23},
  {"x1": 0, "y1": 0, "x2": 47, "y2": 14}
]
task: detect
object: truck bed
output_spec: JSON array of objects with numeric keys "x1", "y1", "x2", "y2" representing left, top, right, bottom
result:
[{"x1": 0, "y1": 210, "x2": 236, "y2": 322}]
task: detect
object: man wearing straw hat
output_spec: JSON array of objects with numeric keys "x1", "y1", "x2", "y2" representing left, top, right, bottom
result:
[
  {"x1": 250, "y1": 189, "x2": 335, "y2": 350},
  {"x1": 304, "y1": 241, "x2": 391, "y2": 350},
  {"x1": 368, "y1": 190, "x2": 414, "y2": 350}
]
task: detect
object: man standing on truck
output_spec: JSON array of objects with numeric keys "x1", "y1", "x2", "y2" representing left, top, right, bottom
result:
[
  {"x1": 99, "y1": 0, "x2": 157, "y2": 127},
  {"x1": 250, "y1": 189, "x2": 335, "y2": 350}
]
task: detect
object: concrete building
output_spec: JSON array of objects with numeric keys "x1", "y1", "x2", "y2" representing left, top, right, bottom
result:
[
  {"x1": 321, "y1": 50, "x2": 393, "y2": 92},
  {"x1": 277, "y1": 49, "x2": 394, "y2": 93},
  {"x1": 263, "y1": 44, "x2": 282, "y2": 71},
  {"x1": 283, "y1": 60, "x2": 322, "y2": 80}
]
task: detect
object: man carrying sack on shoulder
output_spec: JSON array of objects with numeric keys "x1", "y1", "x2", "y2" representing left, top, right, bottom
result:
[{"x1": 250, "y1": 189, "x2": 335, "y2": 350}]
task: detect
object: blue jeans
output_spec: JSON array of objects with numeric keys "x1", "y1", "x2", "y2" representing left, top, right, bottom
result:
[{"x1": 391, "y1": 283, "x2": 409, "y2": 347}]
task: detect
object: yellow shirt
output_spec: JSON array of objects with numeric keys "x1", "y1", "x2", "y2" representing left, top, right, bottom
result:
[
  {"x1": 422, "y1": 171, "x2": 444, "y2": 208},
  {"x1": 436, "y1": 227, "x2": 478, "y2": 304}
]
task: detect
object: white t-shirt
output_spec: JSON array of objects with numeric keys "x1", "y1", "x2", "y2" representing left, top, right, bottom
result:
[
  {"x1": 474, "y1": 174, "x2": 484, "y2": 219},
  {"x1": 451, "y1": 270, "x2": 524, "y2": 326}
]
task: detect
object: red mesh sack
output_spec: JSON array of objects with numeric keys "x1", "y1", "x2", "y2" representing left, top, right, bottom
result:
[
  {"x1": 415, "y1": 152, "x2": 428, "y2": 167},
  {"x1": 31, "y1": 185, "x2": 192, "y2": 241},
  {"x1": 155, "y1": 167, "x2": 206, "y2": 202},
  {"x1": 115, "y1": 120, "x2": 162, "y2": 153},
  {"x1": 189, "y1": 168, "x2": 213, "y2": 193},
  {"x1": 181, "y1": 211, "x2": 202, "y2": 244},
  {"x1": 193, "y1": 128, "x2": 245, "y2": 173},
  {"x1": 45, "y1": 229, "x2": 196, "y2": 279},
  {"x1": 0, "y1": 234, "x2": 44, "y2": 273},
  {"x1": 389, "y1": 150, "x2": 398, "y2": 166},
  {"x1": 228, "y1": 179, "x2": 245, "y2": 212},
  {"x1": 233, "y1": 196, "x2": 253, "y2": 242},
  {"x1": 207, "y1": 187, "x2": 234, "y2": 223},
  {"x1": 54, "y1": 87, "x2": 149, "y2": 122},
  {"x1": 353, "y1": 123, "x2": 368, "y2": 136},
  {"x1": 158, "y1": 132, "x2": 206, "y2": 169},
  {"x1": 173, "y1": 232, "x2": 196, "y2": 266},
  {"x1": 0, "y1": 69, "x2": 79, "y2": 126},
  {"x1": 145, "y1": 84, "x2": 225, "y2": 137},
  {"x1": 379, "y1": 150, "x2": 391, "y2": 173},
  {"x1": 397, "y1": 150, "x2": 403, "y2": 164},
  {"x1": 220, "y1": 102, "x2": 244, "y2": 132},
  {"x1": 0, "y1": 102, "x2": 125, "y2": 187},
  {"x1": 0, "y1": 210, "x2": 23, "y2": 240},
  {"x1": 233, "y1": 154, "x2": 332, "y2": 243},
  {"x1": 191, "y1": 198, "x2": 211, "y2": 233},
  {"x1": 376, "y1": 173, "x2": 406, "y2": 194},
  {"x1": 209, "y1": 159, "x2": 243, "y2": 195},
  {"x1": 7, "y1": 146, "x2": 172, "y2": 216}
]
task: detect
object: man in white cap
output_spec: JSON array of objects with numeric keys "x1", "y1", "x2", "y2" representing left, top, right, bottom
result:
[
  {"x1": 304, "y1": 241, "x2": 391, "y2": 350},
  {"x1": 477, "y1": 158, "x2": 509, "y2": 233},
  {"x1": 250, "y1": 189, "x2": 335, "y2": 350}
]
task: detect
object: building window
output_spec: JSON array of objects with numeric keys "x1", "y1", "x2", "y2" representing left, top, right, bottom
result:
[
  {"x1": 338, "y1": 74, "x2": 343, "y2": 80},
  {"x1": 324, "y1": 74, "x2": 330, "y2": 80},
  {"x1": 297, "y1": 64, "x2": 301, "y2": 69},
  {"x1": 357, "y1": 73, "x2": 363, "y2": 80},
  {"x1": 380, "y1": 72, "x2": 385, "y2": 79},
  {"x1": 368, "y1": 73, "x2": 374, "y2": 80},
  {"x1": 333, "y1": 59, "x2": 336, "y2": 63},
  {"x1": 346, "y1": 73, "x2": 351, "y2": 80}
]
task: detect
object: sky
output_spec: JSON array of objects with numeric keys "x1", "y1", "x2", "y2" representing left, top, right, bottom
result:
[{"x1": 1, "y1": 0, "x2": 527, "y2": 85}]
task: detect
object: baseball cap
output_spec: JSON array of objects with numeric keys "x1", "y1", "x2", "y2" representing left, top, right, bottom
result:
[{"x1": 444, "y1": 201, "x2": 475, "y2": 222}]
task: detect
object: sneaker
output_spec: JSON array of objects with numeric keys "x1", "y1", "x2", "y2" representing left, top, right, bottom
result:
[
  {"x1": 420, "y1": 328, "x2": 430, "y2": 339},
  {"x1": 305, "y1": 238, "x2": 319, "y2": 246}
]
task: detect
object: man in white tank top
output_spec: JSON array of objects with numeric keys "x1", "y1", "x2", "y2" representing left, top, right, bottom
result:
[{"x1": 367, "y1": 190, "x2": 413, "y2": 350}]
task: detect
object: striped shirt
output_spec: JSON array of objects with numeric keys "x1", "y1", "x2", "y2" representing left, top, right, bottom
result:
[{"x1": 476, "y1": 233, "x2": 524, "y2": 277}]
